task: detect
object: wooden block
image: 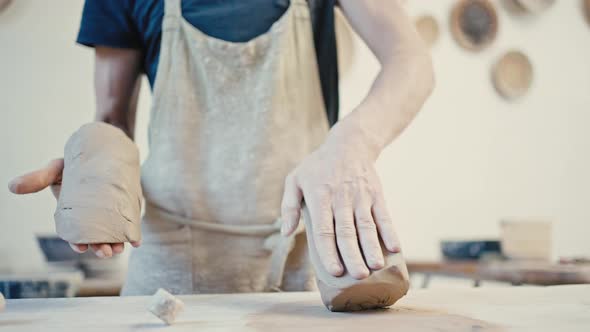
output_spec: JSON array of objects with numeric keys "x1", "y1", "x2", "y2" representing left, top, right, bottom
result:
[
  {"x1": 302, "y1": 205, "x2": 410, "y2": 312},
  {"x1": 500, "y1": 219, "x2": 552, "y2": 261}
]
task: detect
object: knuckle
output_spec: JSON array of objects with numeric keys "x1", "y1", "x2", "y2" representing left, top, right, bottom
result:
[
  {"x1": 336, "y1": 224, "x2": 357, "y2": 237},
  {"x1": 314, "y1": 226, "x2": 335, "y2": 239},
  {"x1": 311, "y1": 183, "x2": 332, "y2": 197},
  {"x1": 355, "y1": 213, "x2": 375, "y2": 226},
  {"x1": 374, "y1": 210, "x2": 393, "y2": 225},
  {"x1": 357, "y1": 220, "x2": 377, "y2": 231}
]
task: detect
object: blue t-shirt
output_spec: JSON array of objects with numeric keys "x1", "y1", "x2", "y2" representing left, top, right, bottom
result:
[{"x1": 76, "y1": 0, "x2": 339, "y2": 125}]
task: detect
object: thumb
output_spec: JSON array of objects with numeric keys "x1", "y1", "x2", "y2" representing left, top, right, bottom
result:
[
  {"x1": 9, "y1": 158, "x2": 64, "y2": 195},
  {"x1": 280, "y1": 174, "x2": 303, "y2": 236}
]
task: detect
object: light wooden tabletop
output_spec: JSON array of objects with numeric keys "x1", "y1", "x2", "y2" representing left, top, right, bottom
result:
[{"x1": 1, "y1": 285, "x2": 589, "y2": 332}]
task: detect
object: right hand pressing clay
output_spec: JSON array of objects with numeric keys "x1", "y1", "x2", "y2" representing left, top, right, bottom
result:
[
  {"x1": 302, "y1": 204, "x2": 410, "y2": 312},
  {"x1": 54, "y1": 122, "x2": 142, "y2": 244}
]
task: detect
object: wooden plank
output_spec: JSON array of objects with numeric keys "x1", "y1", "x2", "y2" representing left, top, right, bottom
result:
[
  {"x1": 1, "y1": 286, "x2": 589, "y2": 331},
  {"x1": 407, "y1": 261, "x2": 590, "y2": 285}
]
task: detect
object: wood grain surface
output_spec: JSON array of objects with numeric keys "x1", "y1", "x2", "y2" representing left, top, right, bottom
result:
[{"x1": 1, "y1": 286, "x2": 589, "y2": 331}]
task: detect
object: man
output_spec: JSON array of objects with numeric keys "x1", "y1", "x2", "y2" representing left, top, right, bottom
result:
[{"x1": 9, "y1": 0, "x2": 433, "y2": 295}]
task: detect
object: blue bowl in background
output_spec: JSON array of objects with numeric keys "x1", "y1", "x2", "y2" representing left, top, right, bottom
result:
[{"x1": 441, "y1": 240, "x2": 502, "y2": 261}]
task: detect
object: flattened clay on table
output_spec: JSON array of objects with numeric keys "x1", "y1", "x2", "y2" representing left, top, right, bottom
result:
[
  {"x1": 54, "y1": 122, "x2": 142, "y2": 244},
  {"x1": 302, "y1": 205, "x2": 410, "y2": 312}
]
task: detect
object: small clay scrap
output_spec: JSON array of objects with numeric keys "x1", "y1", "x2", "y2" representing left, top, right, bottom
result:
[
  {"x1": 302, "y1": 205, "x2": 410, "y2": 312},
  {"x1": 0, "y1": 292, "x2": 5, "y2": 312},
  {"x1": 54, "y1": 122, "x2": 142, "y2": 244},
  {"x1": 148, "y1": 289, "x2": 185, "y2": 325}
]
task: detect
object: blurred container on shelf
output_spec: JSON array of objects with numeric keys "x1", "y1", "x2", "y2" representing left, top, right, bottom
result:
[
  {"x1": 500, "y1": 219, "x2": 552, "y2": 261},
  {"x1": 37, "y1": 235, "x2": 126, "y2": 280},
  {"x1": 0, "y1": 268, "x2": 83, "y2": 299},
  {"x1": 441, "y1": 239, "x2": 502, "y2": 261}
]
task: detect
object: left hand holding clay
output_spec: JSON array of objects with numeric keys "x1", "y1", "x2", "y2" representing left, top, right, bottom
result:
[{"x1": 280, "y1": 118, "x2": 399, "y2": 280}]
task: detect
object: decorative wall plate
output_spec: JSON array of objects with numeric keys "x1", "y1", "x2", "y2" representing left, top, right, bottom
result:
[
  {"x1": 512, "y1": 0, "x2": 555, "y2": 13},
  {"x1": 492, "y1": 50, "x2": 533, "y2": 100},
  {"x1": 451, "y1": 0, "x2": 498, "y2": 52},
  {"x1": 415, "y1": 15, "x2": 440, "y2": 47}
]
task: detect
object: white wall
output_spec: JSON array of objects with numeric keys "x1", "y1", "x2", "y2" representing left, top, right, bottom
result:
[
  {"x1": 338, "y1": 0, "x2": 590, "y2": 260},
  {"x1": 0, "y1": 0, "x2": 588, "y2": 272}
]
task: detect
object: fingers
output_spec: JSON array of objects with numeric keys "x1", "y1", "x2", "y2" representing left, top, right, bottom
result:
[
  {"x1": 355, "y1": 192, "x2": 384, "y2": 270},
  {"x1": 8, "y1": 159, "x2": 64, "y2": 195},
  {"x1": 90, "y1": 243, "x2": 113, "y2": 259},
  {"x1": 333, "y1": 184, "x2": 369, "y2": 279},
  {"x1": 307, "y1": 186, "x2": 344, "y2": 277},
  {"x1": 280, "y1": 174, "x2": 303, "y2": 236},
  {"x1": 131, "y1": 241, "x2": 141, "y2": 248},
  {"x1": 372, "y1": 192, "x2": 399, "y2": 253},
  {"x1": 111, "y1": 243, "x2": 125, "y2": 255},
  {"x1": 69, "y1": 243, "x2": 88, "y2": 253},
  {"x1": 70, "y1": 242, "x2": 129, "y2": 256}
]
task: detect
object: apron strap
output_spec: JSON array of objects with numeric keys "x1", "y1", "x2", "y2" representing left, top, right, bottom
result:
[
  {"x1": 163, "y1": 0, "x2": 182, "y2": 31},
  {"x1": 164, "y1": 0, "x2": 182, "y2": 17},
  {"x1": 144, "y1": 203, "x2": 304, "y2": 292}
]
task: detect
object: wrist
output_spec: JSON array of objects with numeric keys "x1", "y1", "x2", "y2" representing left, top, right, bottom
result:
[{"x1": 324, "y1": 112, "x2": 383, "y2": 161}]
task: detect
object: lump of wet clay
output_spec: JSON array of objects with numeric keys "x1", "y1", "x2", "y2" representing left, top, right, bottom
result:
[
  {"x1": 54, "y1": 122, "x2": 142, "y2": 244},
  {"x1": 302, "y1": 205, "x2": 410, "y2": 312},
  {"x1": 148, "y1": 288, "x2": 185, "y2": 325},
  {"x1": 0, "y1": 292, "x2": 5, "y2": 312}
]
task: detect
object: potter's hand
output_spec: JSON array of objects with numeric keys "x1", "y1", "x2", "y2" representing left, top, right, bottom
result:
[
  {"x1": 8, "y1": 159, "x2": 140, "y2": 258},
  {"x1": 280, "y1": 120, "x2": 399, "y2": 280}
]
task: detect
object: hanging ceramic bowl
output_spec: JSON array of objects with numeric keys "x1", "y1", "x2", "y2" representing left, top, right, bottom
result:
[
  {"x1": 415, "y1": 15, "x2": 440, "y2": 47},
  {"x1": 511, "y1": 0, "x2": 555, "y2": 14},
  {"x1": 451, "y1": 0, "x2": 499, "y2": 52},
  {"x1": 492, "y1": 50, "x2": 533, "y2": 100}
]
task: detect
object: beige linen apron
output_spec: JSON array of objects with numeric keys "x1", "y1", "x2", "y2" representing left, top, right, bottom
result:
[{"x1": 122, "y1": 0, "x2": 329, "y2": 295}]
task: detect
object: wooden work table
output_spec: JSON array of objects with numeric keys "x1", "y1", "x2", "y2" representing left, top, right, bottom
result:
[
  {"x1": 407, "y1": 261, "x2": 590, "y2": 286},
  {"x1": 2, "y1": 285, "x2": 589, "y2": 331}
]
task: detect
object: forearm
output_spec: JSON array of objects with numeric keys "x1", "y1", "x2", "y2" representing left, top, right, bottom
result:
[
  {"x1": 94, "y1": 47, "x2": 143, "y2": 139},
  {"x1": 334, "y1": 0, "x2": 435, "y2": 159}
]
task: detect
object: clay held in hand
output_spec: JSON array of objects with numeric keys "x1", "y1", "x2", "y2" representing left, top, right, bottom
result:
[
  {"x1": 54, "y1": 122, "x2": 142, "y2": 244},
  {"x1": 302, "y1": 204, "x2": 410, "y2": 312}
]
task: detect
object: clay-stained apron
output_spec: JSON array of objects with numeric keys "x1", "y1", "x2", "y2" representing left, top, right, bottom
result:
[{"x1": 122, "y1": 0, "x2": 329, "y2": 295}]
